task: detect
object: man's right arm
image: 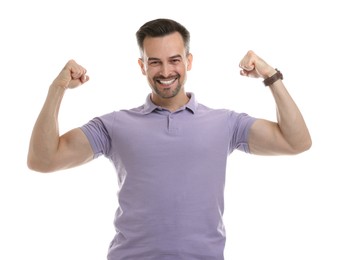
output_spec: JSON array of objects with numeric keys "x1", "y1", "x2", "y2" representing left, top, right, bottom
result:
[{"x1": 27, "y1": 60, "x2": 93, "y2": 173}]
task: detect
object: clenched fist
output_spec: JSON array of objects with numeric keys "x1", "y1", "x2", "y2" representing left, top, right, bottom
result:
[
  {"x1": 239, "y1": 50, "x2": 276, "y2": 79},
  {"x1": 52, "y1": 60, "x2": 89, "y2": 89}
]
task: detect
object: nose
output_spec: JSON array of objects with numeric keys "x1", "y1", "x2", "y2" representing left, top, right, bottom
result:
[{"x1": 160, "y1": 63, "x2": 172, "y2": 77}]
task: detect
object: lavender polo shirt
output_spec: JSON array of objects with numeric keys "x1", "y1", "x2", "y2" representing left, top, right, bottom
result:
[{"x1": 81, "y1": 93, "x2": 256, "y2": 260}]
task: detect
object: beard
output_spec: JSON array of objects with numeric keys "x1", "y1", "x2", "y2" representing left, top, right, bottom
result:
[{"x1": 150, "y1": 74, "x2": 184, "y2": 99}]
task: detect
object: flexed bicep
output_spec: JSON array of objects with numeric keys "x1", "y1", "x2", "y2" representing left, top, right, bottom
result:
[
  {"x1": 248, "y1": 119, "x2": 296, "y2": 156},
  {"x1": 55, "y1": 128, "x2": 94, "y2": 171}
]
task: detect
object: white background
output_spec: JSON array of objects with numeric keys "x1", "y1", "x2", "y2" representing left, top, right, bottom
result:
[{"x1": 1, "y1": 0, "x2": 341, "y2": 259}]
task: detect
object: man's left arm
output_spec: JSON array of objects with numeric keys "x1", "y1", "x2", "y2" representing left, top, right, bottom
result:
[{"x1": 239, "y1": 50, "x2": 312, "y2": 155}]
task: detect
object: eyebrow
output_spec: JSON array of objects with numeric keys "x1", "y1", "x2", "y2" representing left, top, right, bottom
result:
[{"x1": 147, "y1": 55, "x2": 182, "y2": 61}]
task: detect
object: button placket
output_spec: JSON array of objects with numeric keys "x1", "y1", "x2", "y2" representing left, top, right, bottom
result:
[{"x1": 168, "y1": 113, "x2": 179, "y2": 134}]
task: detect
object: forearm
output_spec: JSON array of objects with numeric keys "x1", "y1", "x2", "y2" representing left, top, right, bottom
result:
[
  {"x1": 269, "y1": 79, "x2": 312, "y2": 152},
  {"x1": 27, "y1": 84, "x2": 66, "y2": 171},
  {"x1": 239, "y1": 51, "x2": 311, "y2": 154}
]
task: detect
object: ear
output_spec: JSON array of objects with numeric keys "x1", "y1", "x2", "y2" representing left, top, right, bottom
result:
[
  {"x1": 138, "y1": 58, "x2": 146, "y2": 75},
  {"x1": 186, "y1": 53, "x2": 193, "y2": 71}
]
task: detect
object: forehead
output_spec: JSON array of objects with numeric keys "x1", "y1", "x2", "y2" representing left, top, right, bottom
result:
[{"x1": 142, "y1": 32, "x2": 186, "y2": 58}]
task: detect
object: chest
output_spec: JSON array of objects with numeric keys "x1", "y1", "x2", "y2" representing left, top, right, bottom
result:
[{"x1": 110, "y1": 111, "x2": 231, "y2": 162}]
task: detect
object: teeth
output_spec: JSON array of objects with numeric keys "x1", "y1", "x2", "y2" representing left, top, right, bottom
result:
[{"x1": 159, "y1": 78, "x2": 175, "y2": 85}]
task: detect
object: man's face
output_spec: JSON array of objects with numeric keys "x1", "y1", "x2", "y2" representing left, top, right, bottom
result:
[{"x1": 138, "y1": 32, "x2": 192, "y2": 100}]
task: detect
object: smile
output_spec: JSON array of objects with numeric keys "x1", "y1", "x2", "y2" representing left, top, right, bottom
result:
[{"x1": 156, "y1": 77, "x2": 178, "y2": 86}]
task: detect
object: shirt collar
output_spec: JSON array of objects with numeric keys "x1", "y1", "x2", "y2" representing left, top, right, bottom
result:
[{"x1": 142, "y1": 92, "x2": 198, "y2": 115}]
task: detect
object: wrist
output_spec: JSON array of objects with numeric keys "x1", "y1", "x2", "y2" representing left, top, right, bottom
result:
[
  {"x1": 49, "y1": 83, "x2": 67, "y2": 98},
  {"x1": 50, "y1": 79, "x2": 68, "y2": 90},
  {"x1": 263, "y1": 69, "x2": 283, "y2": 87},
  {"x1": 262, "y1": 67, "x2": 277, "y2": 79}
]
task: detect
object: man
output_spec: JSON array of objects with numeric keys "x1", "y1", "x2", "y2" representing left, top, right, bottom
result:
[{"x1": 27, "y1": 18, "x2": 311, "y2": 260}]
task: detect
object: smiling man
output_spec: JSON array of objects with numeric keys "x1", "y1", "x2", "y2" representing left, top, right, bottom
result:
[
  {"x1": 138, "y1": 30, "x2": 192, "y2": 111},
  {"x1": 27, "y1": 18, "x2": 311, "y2": 260}
]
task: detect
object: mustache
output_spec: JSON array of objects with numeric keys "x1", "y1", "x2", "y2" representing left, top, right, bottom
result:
[{"x1": 153, "y1": 74, "x2": 180, "y2": 81}]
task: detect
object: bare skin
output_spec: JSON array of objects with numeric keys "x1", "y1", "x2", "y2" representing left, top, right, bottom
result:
[
  {"x1": 27, "y1": 35, "x2": 311, "y2": 173},
  {"x1": 239, "y1": 50, "x2": 312, "y2": 155},
  {"x1": 27, "y1": 61, "x2": 93, "y2": 173}
]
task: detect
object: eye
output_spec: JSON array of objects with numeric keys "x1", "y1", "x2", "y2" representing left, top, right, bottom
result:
[
  {"x1": 148, "y1": 61, "x2": 161, "y2": 67},
  {"x1": 171, "y1": 59, "x2": 181, "y2": 64}
]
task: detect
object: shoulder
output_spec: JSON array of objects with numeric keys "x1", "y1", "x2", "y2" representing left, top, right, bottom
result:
[
  {"x1": 196, "y1": 102, "x2": 243, "y2": 118},
  {"x1": 196, "y1": 102, "x2": 256, "y2": 128},
  {"x1": 97, "y1": 104, "x2": 145, "y2": 120}
]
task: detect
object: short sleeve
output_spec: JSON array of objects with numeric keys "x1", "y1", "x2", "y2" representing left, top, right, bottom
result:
[
  {"x1": 80, "y1": 113, "x2": 114, "y2": 158},
  {"x1": 229, "y1": 112, "x2": 257, "y2": 153}
]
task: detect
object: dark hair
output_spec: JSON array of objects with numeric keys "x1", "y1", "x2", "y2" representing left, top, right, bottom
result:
[{"x1": 136, "y1": 18, "x2": 190, "y2": 55}]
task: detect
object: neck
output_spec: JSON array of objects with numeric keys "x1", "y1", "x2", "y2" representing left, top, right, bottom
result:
[{"x1": 151, "y1": 91, "x2": 189, "y2": 112}]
